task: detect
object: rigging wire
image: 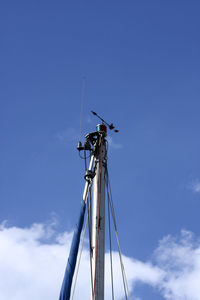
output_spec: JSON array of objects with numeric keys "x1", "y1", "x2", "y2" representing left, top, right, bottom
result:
[
  {"x1": 106, "y1": 168, "x2": 131, "y2": 300},
  {"x1": 70, "y1": 134, "x2": 130, "y2": 300},
  {"x1": 106, "y1": 175, "x2": 115, "y2": 300}
]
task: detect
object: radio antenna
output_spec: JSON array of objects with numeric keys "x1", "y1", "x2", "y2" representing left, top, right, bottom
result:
[{"x1": 79, "y1": 77, "x2": 86, "y2": 140}]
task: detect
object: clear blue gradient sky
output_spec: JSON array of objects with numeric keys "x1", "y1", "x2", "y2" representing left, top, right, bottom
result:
[{"x1": 1, "y1": 1, "x2": 200, "y2": 299}]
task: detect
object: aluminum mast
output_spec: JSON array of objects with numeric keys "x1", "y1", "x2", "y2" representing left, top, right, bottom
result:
[
  {"x1": 59, "y1": 112, "x2": 119, "y2": 300},
  {"x1": 91, "y1": 125, "x2": 107, "y2": 300}
]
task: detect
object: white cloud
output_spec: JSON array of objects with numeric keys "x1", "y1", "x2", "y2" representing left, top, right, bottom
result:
[
  {"x1": 0, "y1": 222, "x2": 67, "y2": 300},
  {"x1": 1, "y1": 222, "x2": 200, "y2": 300},
  {"x1": 107, "y1": 136, "x2": 123, "y2": 149},
  {"x1": 86, "y1": 115, "x2": 92, "y2": 124},
  {"x1": 0, "y1": 221, "x2": 161, "y2": 300},
  {"x1": 56, "y1": 128, "x2": 79, "y2": 144},
  {"x1": 154, "y1": 230, "x2": 200, "y2": 300},
  {"x1": 188, "y1": 179, "x2": 200, "y2": 194}
]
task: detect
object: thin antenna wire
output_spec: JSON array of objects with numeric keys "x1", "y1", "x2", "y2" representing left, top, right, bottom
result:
[{"x1": 79, "y1": 76, "x2": 86, "y2": 140}]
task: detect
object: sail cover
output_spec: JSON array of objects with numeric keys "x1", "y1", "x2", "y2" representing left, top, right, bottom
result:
[{"x1": 59, "y1": 200, "x2": 86, "y2": 300}]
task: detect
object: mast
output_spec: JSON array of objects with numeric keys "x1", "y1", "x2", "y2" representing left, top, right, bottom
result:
[
  {"x1": 91, "y1": 125, "x2": 107, "y2": 300},
  {"x1": 59, "y1": 112, "x2": 122, "y2": 300}
]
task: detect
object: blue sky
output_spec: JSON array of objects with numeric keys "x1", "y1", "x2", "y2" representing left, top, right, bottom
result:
[{"x1": 1, "y1": 1, "x2": 200, "y2": 299}]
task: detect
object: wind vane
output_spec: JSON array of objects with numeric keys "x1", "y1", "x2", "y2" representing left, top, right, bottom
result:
[{"x1": 91, "y1": 111, "x2": 119, "y2": 132}]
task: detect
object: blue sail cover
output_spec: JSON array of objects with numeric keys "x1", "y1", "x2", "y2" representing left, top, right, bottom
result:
[{"x1": 59, "y1": 200, "x2": 86, "y2": 300}]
